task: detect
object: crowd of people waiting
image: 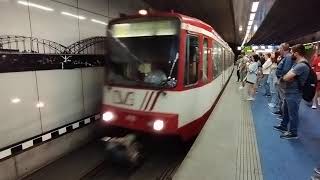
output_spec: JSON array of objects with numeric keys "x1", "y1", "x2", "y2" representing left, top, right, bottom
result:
[{"x1": 236, "y1": 43, "x2": 320, "y2": 180}]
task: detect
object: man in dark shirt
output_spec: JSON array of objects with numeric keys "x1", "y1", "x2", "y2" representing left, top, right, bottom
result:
[{"x1": 274, "y1": 44, "x2": 310, "y2": 139}]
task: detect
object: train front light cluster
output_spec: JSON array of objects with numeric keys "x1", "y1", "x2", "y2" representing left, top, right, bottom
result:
[
  {"x1": 153, "y1": 119, "x2": 164, "y2": 131},
  {"x1": 103, "y1": 111, "x2": 114, "y2": 122}
]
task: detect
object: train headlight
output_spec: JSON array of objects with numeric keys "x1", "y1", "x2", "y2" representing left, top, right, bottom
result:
[
  {"x1": 153, "y1": 119, "x2": 164, "y2": 131},
  {"x1": 103, "y1": 111, "x2": 114, "y2": 122}
]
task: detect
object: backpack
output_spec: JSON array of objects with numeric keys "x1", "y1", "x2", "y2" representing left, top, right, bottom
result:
[{"x1": 297, "y1": 61, "x2": 317, "y2": 102}]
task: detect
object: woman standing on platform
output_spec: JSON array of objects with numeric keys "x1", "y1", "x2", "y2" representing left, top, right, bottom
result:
[
  {"x1": 311, "y1": 44, "x2": 320, "y2": 109},
  {"x1": 268, "y1": 51, "x2": 281, "y2": 108},
  {"x1": 246, "y1": 54, "x2": 259, "y2": 101}
]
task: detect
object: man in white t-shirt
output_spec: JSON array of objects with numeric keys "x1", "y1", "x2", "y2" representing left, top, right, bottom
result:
[{"x1": 261, "y1": 53, "x2": 272, "y2": 96}]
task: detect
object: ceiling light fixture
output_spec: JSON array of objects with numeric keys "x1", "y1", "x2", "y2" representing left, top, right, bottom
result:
[
  {"x1": 249, "y1": 13, "x2": 255, "y2": 21},
  {"x1": 248, "y1": 20, "x2": 253, "y2": 26},
  {"x1": 239, "y1": 26, "x2": 243, "y2": 32},
  {"x1": 61, "y1": 12, "x2": 86, "y2": 20},
  {"x1": 17, "y1": 1, "x2": 54, "y2": 11},
  {"x1": 251, "y1": 2, "x2": 259, "y2": 12},
  {"x1": 91, "y1": 19, "x2": 107, "y2": 25},
  {"x1": 254, "y1": 25, "x2": 258, "y2": 31}
]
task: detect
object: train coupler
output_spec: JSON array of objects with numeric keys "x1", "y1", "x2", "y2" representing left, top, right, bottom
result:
[{"x1": 101, "y1": 134, "x2": 143, "y2": 167}]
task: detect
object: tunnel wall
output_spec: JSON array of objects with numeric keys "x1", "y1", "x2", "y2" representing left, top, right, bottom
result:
[
  {"x1": 0, "y1": 67, "x2": 104, "y2": 148},
  {"x1": 0, "y1": 0, "x2": 149, "y2": 48},
  {"x1": 0, "y1": 1, "x2": 150, "y2": 179},
  {"x1": 0, "y1": 0, "x2": 150, "y2": 149}
]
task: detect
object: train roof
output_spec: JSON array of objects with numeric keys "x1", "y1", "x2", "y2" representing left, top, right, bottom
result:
[{"x1": 109, "y1": 12, "x2": 232, "y2": 52}]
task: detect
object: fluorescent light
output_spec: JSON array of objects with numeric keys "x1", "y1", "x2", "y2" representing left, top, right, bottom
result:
[
  {"x1": 91, "y1": 19, "x2": 107, "y2": 25},
  {"x1": 268, "y1": 45, "x2": 273, "y2": 49},
  {"x1": 239, "y1": 26, "x2": 243, "y2": 32},
  {"x1": 36, "y1": 101, "x2": 45, "y2": 108},
  {"x1": 11, "y1": 98, "x2": 21, "y2": 104},
  {"x1": 254, "y1": 25, "x2": 258, "y2": 31},
  {"x1": 251, "y1": 2, "x2": 259, "y2": 12},
  {"x1": 249, "y1": 13, "x2": 255, "y2": 21},
  {"x1": 261, "y1": 45, "x2": 265, "y2": 49},
  {"x1": 248, "y1": 20, "x2": 253, "y2": 26},
  {"x1": 138, "y1": 9, "x2": 148, "y2": 15},
  {"x1": 237, "y1": 46, "x2": 242, "y2": 50},
  {"x1": 247, "y1": 26, "x2": 252, "y2": 31},
  {"x1": 18, "y1": 1, "x2": 54, "y2": 11},
  {"x1": 61, "y1": 12, "x2": 86, "y2": 20}
]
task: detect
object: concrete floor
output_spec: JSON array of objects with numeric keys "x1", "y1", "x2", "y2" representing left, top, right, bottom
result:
[{"x1": 174, "y1": 76, "x2": 263, "y2": 180}]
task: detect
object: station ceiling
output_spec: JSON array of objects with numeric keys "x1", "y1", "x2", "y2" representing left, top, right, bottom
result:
[
  {"x1": 143, "y1": 0, "x2": 320, "y2": 46},
  {"x1": 143, "y1": 0, "x2": 243, "y2": 45},
  {"x1": 143, "y1": 0, "x2": 267, "y2": 46},
  {"x1": 249, "y1": 0, "x2": 320, "y2": 45}
]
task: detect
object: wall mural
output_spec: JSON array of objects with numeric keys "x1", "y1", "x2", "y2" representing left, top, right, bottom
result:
[{"x1": 0, "y1": 35, "x2": 106, "y2": 73}]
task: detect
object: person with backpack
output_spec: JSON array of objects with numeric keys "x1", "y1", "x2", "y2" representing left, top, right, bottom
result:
[{"x1": 273, "y1": 44, "x2": 316, "y2": 139}]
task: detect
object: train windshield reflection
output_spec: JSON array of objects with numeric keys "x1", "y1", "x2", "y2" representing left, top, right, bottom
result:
[{"x1": 106, "y1": 18, "x2": 180, "y2": 88}]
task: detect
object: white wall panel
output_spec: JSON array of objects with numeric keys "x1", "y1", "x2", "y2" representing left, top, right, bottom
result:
[
  {"x1": 53, "y1": 0, "x2": 77, "y2": 7},
  {"x1": 0, "y1": 72, "x2": 41, "y2": 148},
  {"x1": 0, "y1": 0, "x2": 31, "y2": 37},
  {"x1": 78, "y1": 0, "x2": 108, "y2": 16},
  {"x1": 36, "y1": 69, "x2": 84, "y2": 132},
  {"x1": 82, "y1": 67, "x2": 104, "y2": 116},
  {"x1": 78, "y1": 9, "x2": 107, "y2": 40},
  {"x1": 29, "y1": 0, "x2": 79, "y2": 46}
]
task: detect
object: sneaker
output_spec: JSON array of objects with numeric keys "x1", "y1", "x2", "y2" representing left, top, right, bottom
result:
[
  {"x1": 268, "y1": 103, "x2": 276, "y2": 108},
  {"x1": 312, "y1": 105, "x2": 317, "y2": 109},
  {"x1": 280, "y1": 131, "x2": 298, "y2": 139},
  {"x1": 271, "y1": 111, "x2": 281, "y2": 115},
  {"x1": 247, "y1": 97, "x2": 255, "y2": 101},
  {"x1": 314, "y1": 168, "x2": 320, "y2": 175},
  {"x1": 273, "y1": 125, "x2": 287, "y2": 132},
  {"x1": 311, "y1": 174, "x2": 320, "y2": 180}
]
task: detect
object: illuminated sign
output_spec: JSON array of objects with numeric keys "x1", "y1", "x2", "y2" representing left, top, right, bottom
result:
[{"x1": 111, "y1": 20, "x2": 179, "y2": 37}]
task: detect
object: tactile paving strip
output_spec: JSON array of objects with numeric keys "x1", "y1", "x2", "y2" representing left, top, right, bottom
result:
[{"x1": 236, "y1": 93, "x2": 263, "y2": 180}]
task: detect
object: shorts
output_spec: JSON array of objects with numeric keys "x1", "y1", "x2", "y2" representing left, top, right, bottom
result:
[
  {"x1": 240, "y1": 71, "x2": 246, "y2": 81},
  {"x1": 317, "y1": 81, "x2": 320, "y2": 91}
]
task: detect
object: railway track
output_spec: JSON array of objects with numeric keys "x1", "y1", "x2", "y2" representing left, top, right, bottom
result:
[{"x1": 80, "y1": 136, "x2": 193, "y2": 180}]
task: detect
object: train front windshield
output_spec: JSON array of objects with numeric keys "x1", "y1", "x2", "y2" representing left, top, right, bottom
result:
[{"x1": 106, "y1": 18, "x2": 180, "y2": 88}]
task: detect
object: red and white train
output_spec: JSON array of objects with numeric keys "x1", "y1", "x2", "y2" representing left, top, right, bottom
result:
[{"x1": 102, "y1": 12, "x2": 234, "y2": 140}]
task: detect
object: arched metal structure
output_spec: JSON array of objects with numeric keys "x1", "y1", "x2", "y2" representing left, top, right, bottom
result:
[
  {"x1": 67, "y1": 36, "x2": 107, "y2": 54},
  {"x1": 0, "y1": 35, "x2": 67, "y2": 54},
  {"x1": 0, "y1": 35, "x2": 107, "y2": 55}
]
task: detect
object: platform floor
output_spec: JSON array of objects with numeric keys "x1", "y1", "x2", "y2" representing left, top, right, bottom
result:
[
  {"x1": 174, "y1": 75, "x2": 263, "y2": 180},
  {"x1": 174, "y1": 75, "x2": 320, "y2": 180},
  {"x1": 252, "y1": 88, "x2": 320, "y2": 180}
]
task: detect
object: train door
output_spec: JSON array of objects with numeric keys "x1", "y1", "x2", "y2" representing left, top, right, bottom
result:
[
  {"x1": 184, "y1": 34, "x2": 200, "y2": 87},
  {"x1": 221, "y1": 48, "x2": 225, "y2": 87},
  {"x1": 201, "y1": 37, "x2": 209, "y2": 84}
]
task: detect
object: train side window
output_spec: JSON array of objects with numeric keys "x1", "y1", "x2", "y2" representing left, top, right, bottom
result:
[
  {"x1": 184, "y1": 35, "x2": 199, "y2": 85},
  {"x1": 212, "y1": 43, "x2": 222, "y2": 79},
  {"x1": 202, "y1": 38, "x2": 208, "y2": 82}
]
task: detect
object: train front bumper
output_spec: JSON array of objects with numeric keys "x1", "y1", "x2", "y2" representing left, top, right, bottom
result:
[{"x1": 102, "y1": 105, "x2": 178, "y2": 134}]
